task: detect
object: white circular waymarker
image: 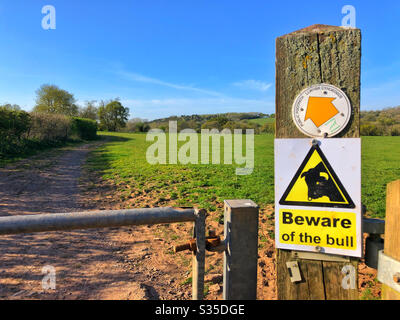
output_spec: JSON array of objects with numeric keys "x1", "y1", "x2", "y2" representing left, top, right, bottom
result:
[{"x1": 292, "y1": 83, "x2": 352, "y2": 138}]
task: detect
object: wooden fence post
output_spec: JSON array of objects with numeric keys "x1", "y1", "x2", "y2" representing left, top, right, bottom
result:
[
  {"x1": 275, "y1": 24, "x2": 361, "y2": 300},
  {"x1": 381, "y1": 180, "x2": 400, "y2": 300}
]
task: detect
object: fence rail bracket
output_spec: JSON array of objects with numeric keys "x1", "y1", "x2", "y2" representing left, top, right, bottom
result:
[{"x1": 291, "y1": 251, "x2": 351, "y2": 263}]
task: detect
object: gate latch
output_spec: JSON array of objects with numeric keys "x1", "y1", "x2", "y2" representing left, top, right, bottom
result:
[
  {"x1": 173, "y1": 230, "x2": 222, "y2": 253},
  {"x1": 286, "y1": 261, "x2": 302, "y2": 283}
]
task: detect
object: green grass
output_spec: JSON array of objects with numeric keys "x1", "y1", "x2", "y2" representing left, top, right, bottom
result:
[
  {"x1": 360, "y1": 278, "x2": 381, "y2": 300},
  {"x1": 360, "y1": 288, "x2": 380, "y2": 300},
  {"x1": 361, "y1": 136, "x2": 400, "y2": 217},
  {"x1": 0, "y1": 139, "x2": 90, "y2": 167},
  {"x1": 248, "y1": 118, "x2": 275, "y2": 125},
  {"x1": 88, "y1": 131, "x2": 274, "y2": 213},
  {"x1": 180, "y1": 276, "x2": 192, "y2": 286},
  {"x1": 87, "y1": 132, "x2": 399, "y2": 218}
]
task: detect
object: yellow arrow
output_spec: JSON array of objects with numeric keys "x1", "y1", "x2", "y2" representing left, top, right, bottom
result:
[{"x1": 304, "y1": 97, "x2": 339, "y2": 128}]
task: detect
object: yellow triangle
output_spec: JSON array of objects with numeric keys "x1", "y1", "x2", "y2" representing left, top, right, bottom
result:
[{"x1": 279, "y1": 145, "x2": 355, "y2": 208}]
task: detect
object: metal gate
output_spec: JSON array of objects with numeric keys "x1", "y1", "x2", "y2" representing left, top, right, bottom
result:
[{"x1": 0, "y1": 200, "x2": 259, "y2": 300}]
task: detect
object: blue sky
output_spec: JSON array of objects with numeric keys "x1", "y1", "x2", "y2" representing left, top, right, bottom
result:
[{"x1": 0, "y1": 0, "x2": 399, "y2": 120}]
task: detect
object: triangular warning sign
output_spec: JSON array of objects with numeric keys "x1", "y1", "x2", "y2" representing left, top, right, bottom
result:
[{"x1": 279, "y1": 144, "x2": 355, "y2": 208}]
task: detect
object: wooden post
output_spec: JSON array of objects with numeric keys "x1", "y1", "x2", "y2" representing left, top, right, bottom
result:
[
  {"x1": 382, "y1": 180, "x2": 400, "y2": 300},
  {"x1": 275, "y1": 24, "x2": 361, "y2": 300}
]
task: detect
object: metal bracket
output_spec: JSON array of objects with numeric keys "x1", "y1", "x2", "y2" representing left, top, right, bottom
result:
[
  {"x1": 286, "y1": 261, "x2": 302, "y2": 283},
  {"x1": 207, "y1": 239, "x2": 226, "y2": 252},
  {"x1": 291, "y1": 251, "x2": 351, "y2": 262},
  {"x1": 377, "y1": 250, "x2": 400, "y2": 293}
]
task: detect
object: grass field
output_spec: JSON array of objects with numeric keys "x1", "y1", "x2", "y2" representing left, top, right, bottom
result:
[
  {"x1": 87, "y1": 132, "x2": 400, "y2": 218},
  {"x1": 248, "y1": 117, "x2": 275, "y2": 125}
]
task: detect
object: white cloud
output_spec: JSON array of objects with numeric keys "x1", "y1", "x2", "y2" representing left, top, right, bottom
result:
[
  {"x1": 112, "y1": 69, "x2": 274, "y2": 119},
  {"x1": 121, "y1": 97, "x2": 274, "y2": 120},
  {"x1": 116, "y1": 70, "x2": 223, "y2": 97},
  {"x1": 361, "y1": 78, "x2": 400, "y2": 110},
  {"x1": 233, "y1": 80, "x2": 272, "y2": 92}
]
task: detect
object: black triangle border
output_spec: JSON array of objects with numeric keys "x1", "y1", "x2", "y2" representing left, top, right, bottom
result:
[{"x1": 279, "y1": 144, "x2": 356, "y2": 209}]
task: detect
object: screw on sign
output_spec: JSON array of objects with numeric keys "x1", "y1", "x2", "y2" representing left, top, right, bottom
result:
[{"x1": 292, "y1": 84, "x2": 352, "y2": 138}]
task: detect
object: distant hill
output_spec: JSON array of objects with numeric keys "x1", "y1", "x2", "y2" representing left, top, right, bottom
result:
[
  {"x1": 360, "y1": 106, "x2": 400, "y2": 136},
  {"x1": 148, "y1": 112, "x2": 270, "y2": 125},
  {"x1": 147, "y1": 112, "x2": 275, "y2": 134},
  {"x1": 126, "y1": 106, "x2": 400, "y2": 136}
]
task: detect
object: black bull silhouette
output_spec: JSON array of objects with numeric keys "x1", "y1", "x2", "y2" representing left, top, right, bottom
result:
[{"x1": 301, "y1": 162, "x2": 345, "y2": 202}]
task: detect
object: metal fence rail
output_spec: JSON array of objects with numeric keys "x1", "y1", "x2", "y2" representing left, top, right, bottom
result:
[
  {"x1": 0, "y1": 207, "x2": 206, "y2": 300},
  {"x1": 0, "y1": 203, "x2": 260, "y2": 300},
  {"x1": 0, "y1": 207, "x2": 196, "y2": 235}
]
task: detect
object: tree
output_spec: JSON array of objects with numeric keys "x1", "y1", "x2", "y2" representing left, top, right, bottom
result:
[
  {"x1": 0, "y1": 103, "x2": 21, "y2": 111},
  {"x1": 98, "y1": 100, "x2": 129, "y2": 131},
  {"x1": 134, "y1": 122, "x2": 150, "y2": 132},
  {"x1": 79, "y1": 101, "x2": 98, "y2": 120},
  {"x1": 0, "y1": 106, "x2": 31, "y2": 140},
  {"x1": 260, "y1": 122, "x2": 275, "y2": 134},
  {"x1": 390, "y1": 126, "x2": 400, "y2": 136},
  {"x1": 124, "y1": 119, "x2": 150, "y2": 132},
  {"x1": 201, "y1": 116, "x2": 229, "y2": 131},
  {"x1": 360, "y1": 124, "x2": 381, "y2": 136},
  {"x1": 33, "y1": 84, "x2": 78, "y2": 116}
]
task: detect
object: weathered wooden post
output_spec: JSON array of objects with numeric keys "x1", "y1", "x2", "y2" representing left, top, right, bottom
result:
[
  {"x1": 379, "y1": 180, "x2": 400, "y2": 300},
  {"x1": 275, "y1": 24, "x2": 361, "y2": 300}
]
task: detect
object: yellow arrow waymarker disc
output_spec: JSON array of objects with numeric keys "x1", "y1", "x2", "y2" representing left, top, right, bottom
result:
[
  {"x1": 304, "y1": 97, "x2": 338, "y2": 127},
  {"x1": 292, "y1": 84, "x2": 352, "y2": 137}
]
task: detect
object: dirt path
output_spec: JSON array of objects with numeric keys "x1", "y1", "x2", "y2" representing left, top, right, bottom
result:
[
  {"x1": 0, "y1": 142, "x2": 193, "y2": 300},
  {"x1": 0, "y1": 144, "x2": 93, "y2": 216}
]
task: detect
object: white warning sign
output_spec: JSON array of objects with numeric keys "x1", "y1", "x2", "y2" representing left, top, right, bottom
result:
[{"x1": 275, "y1": 138, "x2": 362, "y2": 257}]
